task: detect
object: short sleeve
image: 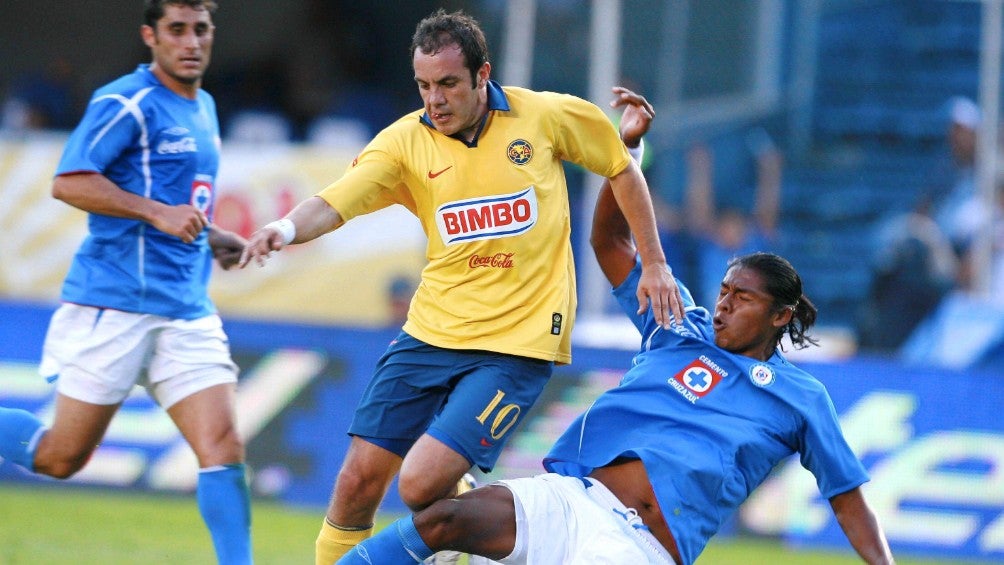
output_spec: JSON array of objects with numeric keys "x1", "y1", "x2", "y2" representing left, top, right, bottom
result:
[{"x1": 56, "y1": 95, "x2": 140, "y2": 176}]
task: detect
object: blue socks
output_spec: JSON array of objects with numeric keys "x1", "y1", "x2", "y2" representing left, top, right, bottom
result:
[
  {"x1": 0, "y1": 407, "x2": 46, "y2": 471},
  {"x1": 337, "y1": 516, "x2": 434, "y2": 564},
  {"x1": 197, "y1": 463, "x2": 253, "y2": 565}
]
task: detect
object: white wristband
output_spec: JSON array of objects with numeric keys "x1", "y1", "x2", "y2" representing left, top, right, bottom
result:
[
  {"x1": 265, "y1": 218, "x2": 296, "y2": 245},
  {"x1": 627, "y1": 138, "x2": 645, "y2": 164}
]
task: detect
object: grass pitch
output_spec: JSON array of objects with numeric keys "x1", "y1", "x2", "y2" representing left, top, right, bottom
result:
[{"x1": 0, "y1": 484, "x2": 994, "y2": 564}]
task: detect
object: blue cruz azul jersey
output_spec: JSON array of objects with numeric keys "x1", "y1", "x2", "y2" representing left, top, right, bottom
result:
[
  {"x1": 56, "y1": 65, "x2": 221, "y2": 319},
  {"x1": 543, "y1": 260, "x2": 869, "y2": 565}
]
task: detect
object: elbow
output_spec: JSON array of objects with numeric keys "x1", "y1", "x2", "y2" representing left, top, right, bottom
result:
[
  {"x1": 51, "y1": 174, "x2": 84, "y2": 204},
  {"x1": 51, "y1": 177, "x2": 69, "y2": 202},
  {"x1": 589, "y1": 231, "x2": 606, "y2": 254},
  {"x1": 589, "y1": 229, "x2": 619, "y2": 258}
]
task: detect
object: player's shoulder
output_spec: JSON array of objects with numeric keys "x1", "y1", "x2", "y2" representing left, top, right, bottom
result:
[
  {"x1": 98, "y1": 66, "x2": 152, "y2": 92},
  {"x1": 771, "y1": 356, "x2": 829, "y2": 396},
  {"x1": 376, "y1": 108, "x2": 428, "y2": 139},
  {"x1": 501, "y1": 86, "x2": 589, "y2": 112},
  {"x1": 91, "y1": 66, "x2": 160, "y2": 102},
  {"x1": 196, "y1": 88, "x2": 217, "y2": 110}
]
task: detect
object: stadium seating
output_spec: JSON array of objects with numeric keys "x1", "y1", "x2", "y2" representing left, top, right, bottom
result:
[{"x1": 778, "y1": 0, "x2": 981, "y2": 330}]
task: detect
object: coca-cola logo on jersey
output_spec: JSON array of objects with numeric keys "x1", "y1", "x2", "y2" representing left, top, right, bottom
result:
[
  {"x1": 468, "y1": 252, "x2": 515, "y2": 269},
  {"x1": 435, "y1": 186, "x2": 538, "y2": 245},
  {"x1": 157, "y1": 137, "x2": 197, "y2": 154}
]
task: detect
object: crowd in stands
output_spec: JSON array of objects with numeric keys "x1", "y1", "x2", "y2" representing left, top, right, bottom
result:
[
  {"x1": 0, "y1": 0, "x2": 421, "y2": 144},
  {"x1": 858, "y1": 96, "x2": 1004, "y2": 353},
  {"x1": 649, "y1": 127, "x2": 783, "y2": 315},
  {"x1": 0, "y1": 54, "x2": 403, "y2": 146}
]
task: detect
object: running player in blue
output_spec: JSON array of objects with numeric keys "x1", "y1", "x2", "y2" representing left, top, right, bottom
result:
[
  {"x1": 333, "y1": 88, "x2": 895, "y2": 564},
  {"x1": 0, "y1": 2, "x2": 251, "y2": 563}
]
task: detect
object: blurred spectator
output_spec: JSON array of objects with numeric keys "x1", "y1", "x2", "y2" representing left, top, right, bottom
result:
[
  {"x1": 858, "y1": 96, "x2": 988, "y2": 352},
  {"x1": 858, "y1": 212, "x2": 958, "y2": 351},
  {"x1": 648, "y1": 189, "x2": 695, "y2": 292},
  {"x1": 2, "y1": 57, "x2": 81, "y2": 132},
  {"x1": 306, "y1": 115, "x2": 371, "y2": 149},
  {"x1": 922, "y1": 96, "x2": 986, "y2": 289},
  {"x1": 216, "y1": 57, "x2": 293, "y2": 143},
  {"x1": 320, "y1": 84, "x2": 399, "y2": 139},
  {"x1": 683, "y1": 128, "x2": 782, "y2": 308},
  {"x1": 988, "y1": 179, "x2": 1004, "y2": 302},
  {"x1": 226, "y1": 110, "x2": 293, "y2": 144},
  {"x1": 386, "y1": 275, "x2": 416, "y2": 327}
]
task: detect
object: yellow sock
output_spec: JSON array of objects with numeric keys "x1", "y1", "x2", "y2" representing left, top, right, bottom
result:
[{"x1": 315, "y1": 519, "x2": 373, "y2": 565}]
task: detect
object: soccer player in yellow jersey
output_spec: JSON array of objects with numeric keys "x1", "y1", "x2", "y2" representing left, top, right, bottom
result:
[{"x1": 239, "y1": 9, "x2": 679, "y2": 565}]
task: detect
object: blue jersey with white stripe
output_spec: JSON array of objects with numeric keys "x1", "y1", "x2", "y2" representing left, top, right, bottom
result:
[
  {"x1": 55, "y1": 65, "x2": 220, "y2": 319},
  {"x1": 544, "y1": 260, "x2": 868, "y2": 565}
]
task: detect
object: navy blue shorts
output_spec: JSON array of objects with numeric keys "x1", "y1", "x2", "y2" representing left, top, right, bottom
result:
[{"x1": 349, "y1": 332, "x2": 553, "y2": 472}]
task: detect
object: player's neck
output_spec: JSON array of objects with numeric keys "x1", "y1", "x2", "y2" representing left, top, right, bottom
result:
[
  {"x1": 457, "y1": 107, "x2": 489, "y2": 143},
  {"x1": 149, "y1": 63, "x2": 200, "y2": 100}
]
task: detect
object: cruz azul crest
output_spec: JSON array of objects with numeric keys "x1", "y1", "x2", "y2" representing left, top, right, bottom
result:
[{"x1": 669, "y1": 355, "x2": 727, "y2": 404}]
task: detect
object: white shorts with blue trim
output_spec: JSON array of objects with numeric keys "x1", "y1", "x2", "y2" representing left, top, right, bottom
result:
[
  {"x1": 39, "y1": 304, "x2": 238, "y2": 409},
  {"x1": 481, "y1": 473, "x2": 676, "y2": 564}
]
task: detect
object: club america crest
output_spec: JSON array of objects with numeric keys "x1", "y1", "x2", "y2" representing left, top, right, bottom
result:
[{"x1": 507, "y1": 139, "x2": 533, "y2": 165}]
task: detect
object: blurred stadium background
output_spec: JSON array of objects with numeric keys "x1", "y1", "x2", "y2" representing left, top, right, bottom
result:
[{"x1": 2, "y1": 0, "x2": 1003, "y2": 563}]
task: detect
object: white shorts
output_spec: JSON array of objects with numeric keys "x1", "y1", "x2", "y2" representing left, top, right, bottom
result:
[
  {"x1": 483, "y1": 473, "x2": 677, "y2": 565},
  {"x1": 39, "y1": 304, "x2": 238, "y2": 409}
]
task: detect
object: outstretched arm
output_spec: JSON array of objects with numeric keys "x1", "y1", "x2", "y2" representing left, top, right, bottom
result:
[
  {"x1": 239, "y1": 196, "x2": 343, "y2": 267},
  {"x1": 594, "y1": 87, "x2": 684, "y2": 324},
  {"x1": 830, "y1": 487, "x2": 895, "y2": 564}
]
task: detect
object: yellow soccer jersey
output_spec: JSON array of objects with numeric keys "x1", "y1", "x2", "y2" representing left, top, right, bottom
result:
[{"x1": 317, "y1": 81, "x2": 631, "y2": 364}]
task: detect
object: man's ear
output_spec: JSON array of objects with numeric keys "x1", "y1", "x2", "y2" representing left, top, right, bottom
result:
[
  {"x1": 477, "y1": 62, "x2": 491, "y2": 88},
  {"x1": 773, "y1": 306, "x2": 794, "y2": 329},
  {"x1": 141, "y1": 25, "x2": 156, "y2": 48}
]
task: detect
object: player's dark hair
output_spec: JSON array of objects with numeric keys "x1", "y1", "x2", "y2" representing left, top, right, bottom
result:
[
  {"x1": 144, "y1": 0, "x2": 217, "y2": 28},
  {"x1": 729, "y1": 252, "x2": 819, "y2": 350},
  {"x1": 411, "y1": 9, "x2": 489, "y2": 87}
]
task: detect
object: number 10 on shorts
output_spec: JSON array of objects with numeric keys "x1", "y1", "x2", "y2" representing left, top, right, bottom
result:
[{"x1": 476, "y1": 389, "x2": 521, "y2": 441}]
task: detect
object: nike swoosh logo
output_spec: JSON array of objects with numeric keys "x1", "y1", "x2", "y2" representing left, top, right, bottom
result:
[{"x1": 428, "y1": 166, "x2": 452, "y2": 179}]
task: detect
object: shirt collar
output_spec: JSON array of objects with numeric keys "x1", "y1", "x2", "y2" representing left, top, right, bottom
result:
[{"x1": 419, "y1": 80, "x2": 510, "y2": 146}]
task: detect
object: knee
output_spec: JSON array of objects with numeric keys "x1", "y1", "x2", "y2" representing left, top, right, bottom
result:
[
  {"x1": 192, "y1": 427, "x2": 245, "y2": 467},
  {"x1": 335, "y1": 463, "x2": 386, "y2": 501},
  {"x1": 413, "y1": 499, "x2": 463, "y2": 548},
  {"x1": 398, "y1": 471, "x2": 451, "y2": 512}
]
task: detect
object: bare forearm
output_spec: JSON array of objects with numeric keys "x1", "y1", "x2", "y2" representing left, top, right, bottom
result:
[
  {"x1": 285, "y1": 196, "x2": 344, "y2": 243},
  {"x1": 831, "y1": 489, "x2": 895, "y2": 564},
  {"x1": 239, "y1": 196, "x2": 342, "y2": 267},
  {"x1": 842, "y1": 517, "x2": 895, "y2": 564},
  {"x1": 52, "y1": 173, "x2": 162, "y2": 222},
  {"x1": 608, "y1": 162, "x2": 666, "y2": 267},
  {"x1": 53, "y1": 172, "x2": 208, "y2": 243}
]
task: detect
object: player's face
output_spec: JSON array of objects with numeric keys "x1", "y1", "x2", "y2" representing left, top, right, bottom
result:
[
  {"x1": 414, "y1": 44, "x2": 489, "y2": 140},
  {"x1": 142, "y1": 4, "x2": 215, "y2": 94},
  {"x1": 712, "y1": 266, "x2": 790, "y2": 360}
]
